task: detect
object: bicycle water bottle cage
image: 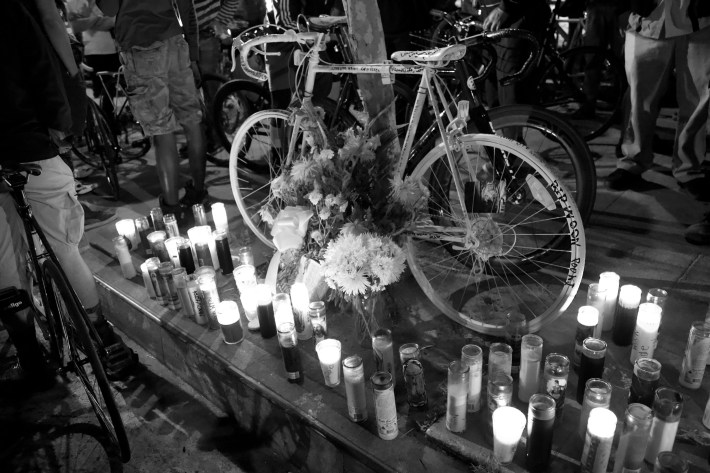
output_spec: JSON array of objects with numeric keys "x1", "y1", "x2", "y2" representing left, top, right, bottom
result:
[
  {"x1": 391, "y1": 44, "x2": 467, "y2": 67},
  {"x1": 0, "y1": 287, "x2": 31, "y2": 315}
]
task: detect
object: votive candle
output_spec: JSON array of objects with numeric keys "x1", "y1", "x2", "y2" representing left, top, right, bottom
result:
[
  {"x1": 573, "y1": 306, "x2": 599, "y2": 370},
  {"x1": 586, "y1": 283, "x2": 606, "y2": 338},
  {"x1": 164, "y1": 236, "x2": 183, "y2": 268},
  {"x1": 581, "y1": 407, "x2": 616, "y2": 473},
  {"x1": 115, "y1": 219, "x2": 138, "y2": 249},
  {"x1": 518, "y1": 334, "x2": 543, "y2": 403},
  {"x1": 630, "y1": 302, "x2": 662, "y2": 364},
  {"x1": 290, "y1": 282, "x2": 312, "y2": 340},
  {"x1": 612, "y1": 284, "x2": 642, "y2": 346},
  {"x1": 272, "y1": 293, "x2": 295, "y2": 328},
  {"x1": 598, "y1": 272, "x2": 620, "y2": 332},
  {"x1": 492, "y1": 406, "x2": 526, "y2": 465},
  {"x1": 212, "y1": 202, "x2": 229, "y2": 233}
]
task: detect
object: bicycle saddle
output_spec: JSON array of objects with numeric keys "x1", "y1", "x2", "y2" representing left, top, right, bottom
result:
[
  {"x1": 0, "y1": 162, "x2": 42, "y2": 176},
  {"x1": 390, "y1": 44, "x2": 467, "y2": 65},
  {"x1": 307, "y1": 15, "x2": 348, "y2": 31}
]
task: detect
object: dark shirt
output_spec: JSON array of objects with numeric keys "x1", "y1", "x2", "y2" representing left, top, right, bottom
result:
[
  {"x1": 0, "y1": 0, "x2": 71, "y2": 163},
  {"x1": 97, "y1": 0, "x2": 198, "y2": 60}
]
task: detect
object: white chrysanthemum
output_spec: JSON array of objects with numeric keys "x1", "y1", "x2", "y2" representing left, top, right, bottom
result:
[
  {"x1": 271, "y1": 175, "x2": 285, "y2": 199},
  {"x1": 310, "y1": 230, "x2": 324, "y2": 245},
  {"x1": 259, "y1": 207, "x2": 274, "y2": 226},
  {"x1": 307, "y1": 188, "x2": 323, "y2": 205},
  {"x1": 390, "y1": 175, "x2": 429, "y2": 208},
  {"x1": 316, "y1": 149, "x2": 335, "y2": 161},
  {"x1": 318, "y1": 207, "x2": 331, "y2": 220},
  {"x1": 324, "y1": 194, "x2": 336, "y2": 207},
  {"x1": 291, "y1": 159, "x2": 318, "y2": 183}
]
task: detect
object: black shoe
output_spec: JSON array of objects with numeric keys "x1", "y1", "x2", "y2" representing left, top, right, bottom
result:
[
  {"x1": 179, "y1": 180, "x2": 212, "y2": 212},
  {"x1": 606, "y1": 169, "x2": 643, "y2": 190},
  {"x1": 679, "y1": 177, "x2": 710, "y2": 202},
  {"x1": 685, "y1": 213, "x2": 710, "y2": 245},
  {"x1": 92, "y1": 320, "x2": 140, "y2": 380}
]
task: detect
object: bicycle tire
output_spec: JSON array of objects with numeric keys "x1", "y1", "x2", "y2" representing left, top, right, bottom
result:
[
  {"x1": 405, "y1": 133, "x2": 585, "y2": 335},
  {"x1": 75, "y1": 101, "x2": 121, "y2": 200},
  {"x1": 487, "y1": 104, "x2": 596, "y2": 222},
  {"x1": 41, "y1": 259, "x2": 131, "y2": 462},
  {"x1": 535, "y1": 45, "x2": 625, "y2": 140},
  {"x1": 212, "y1": 79, "x2": 271, "y2": 155},
  {"x1": 115, "y1": 104, "x2": 150, "y2": 160}
]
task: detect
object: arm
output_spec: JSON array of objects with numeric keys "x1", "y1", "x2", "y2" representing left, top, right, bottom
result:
[
  {"x1": 178, "y1": 0, "x2": 199, "y2": 61},
  {"x1": 32, "y1": 0, "x2": 80, "y2": 76},
  {"x1": 276, "y1": 0, "x2": 300, "y2": 29},
  {"x1": 69, "y1": 14, "x2": 115, "y2": 34}
]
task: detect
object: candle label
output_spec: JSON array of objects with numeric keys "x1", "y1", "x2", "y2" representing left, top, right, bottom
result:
[
  {"x1": 447, "y1": 394, "x2": 467, "y2": 432},
  {"x1": 581, "y1": 432, "x2": 612, "y2": 473},
  {"x1": 373, "y1": 389, "x2": 398, "y2": 440},
  {"x1": 680, "y1": 334, "x2": 710, "y2": 387},
  {"x1": 545, "y1": 377, "x2": 567, "y2": 410}
]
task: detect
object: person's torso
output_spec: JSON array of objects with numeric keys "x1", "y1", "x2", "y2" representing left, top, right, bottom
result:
[
  {"x1": 114, "y1": 0, "x2": 183, "y2": 50},
  {"x1": 629, "y1": 0, "x2": 710, "y2": 38}
]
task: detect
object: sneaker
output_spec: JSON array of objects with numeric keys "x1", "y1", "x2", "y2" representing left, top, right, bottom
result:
[
  {"x1": 679, "y1": 177, "x2": 710, "y2": 202},
  {"x1": 93, "y1": 319, "x2": 140, "y2": 380},
  {"x1": 606, "y1": 169, "x2": 643, "y2": 191},
  {"x1": 685, "y1": 213, "x2": 710, "y2": 245},
  {"x1": 179, "y1": 180, "x2": 212, "y2": 212},
  {"x1": 82, "y1": 203, "x2": 118, "y2": 230}
]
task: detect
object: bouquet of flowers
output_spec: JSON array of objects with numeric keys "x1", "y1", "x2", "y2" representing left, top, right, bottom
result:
[{"x1": 262, "y1": 112, "x2": 428, "y2": 333}]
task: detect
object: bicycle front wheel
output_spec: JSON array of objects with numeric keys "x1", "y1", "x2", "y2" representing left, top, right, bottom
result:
[
  {"x1": 488, "y1": 104, "x2": 596, "y2": 222},
  {"x1": 41, "y1": 260, "x2": 131, "y2": 462},
  {"x1": 535, "y1": 46, "x2": 625, "y2": 140},
  {"x1": 406, "y1": 134, "x2": 585, "y2": 335}
]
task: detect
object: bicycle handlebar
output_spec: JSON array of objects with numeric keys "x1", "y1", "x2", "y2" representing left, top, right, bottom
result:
[
  {"x1": 459, "y1": 28, "x2": 540, "y2": 86},
  {"x1": 231, "y1": 29, "x2": 323, "y2": 82}
]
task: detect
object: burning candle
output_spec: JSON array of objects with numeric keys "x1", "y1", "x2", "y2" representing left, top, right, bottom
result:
[
  {"x1": 581, "y1": 408, "x2": 617, "y2": 473},
  {"x1": 574, "y1": 306, "x2": 599, "y2": 370},
  {"x1": 192, "y1": 203, "x2": 207, "y2": 226},
  {"x1": 290, "y1": 282, "x2": 312, "y2": 340},
  {"x1": 213, "y1": 229, "x2": 233, "y2": 275},
  {"x1": 240, "y1": 291, "x2": 259, "y2": 331},
  {"x1": 177, "y1": 238, "x2": 195, "y2": 274},
  {"x1": 140, "y1": 260, "x2": 157, "y2": 299},
  {"x1": 112, "y1": 236, "x2": 136, "y2": 278},
  {"x1": 272, "y1": 293, "x2": 294, "y2": 328},
  {"x1": 163, "y1": 213, "x2": 179, "y2": 238},
  {"x1": 612, "y1": 284, "x2": 642, "y2": 346},
  {"x1": 115, "y1": 219, "x2": 138, "y2": 249},
  {"x1": 204, "y1": 226, "x2": 220, "y2": 271},
  {"x1": 586, "y1": 283, "x2": 606, "y2": 338},
  {"x1": 492, "y1": 406, "x2": 526, "y2": 465},
  {"x1": 188, "y1": 226, "x2": 214, "y2": 268},
  {"x1": 147, "y1": 230, "x2": 170, "y2": 263},
  {"x1": 630, "y1": 302, "x2": 662, "y2": 364},
  {"x1": 164, "y1": 236, "x2": 183, "y2": 269},
  {"x1": 211, "y1": 202, "x2": 229, "y2": 233},
  {"x1": 216, "y1": 300, "x2": 244, "y2": 344},
  {"x1": 598, "y1": 272, "x2": 620, "y2": 332},
  {"x1": 315, "y1": 338, "x2": 342, "y2": 387}
]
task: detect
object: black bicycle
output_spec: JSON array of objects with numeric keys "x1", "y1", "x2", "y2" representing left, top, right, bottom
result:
[{"x1": 0, "y1": 163, "x2": 131, "y2": 462}]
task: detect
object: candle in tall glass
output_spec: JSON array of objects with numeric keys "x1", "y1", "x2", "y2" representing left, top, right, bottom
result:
[
  {"x1": 289, "y1": 282, "x2": 312, "y2": 340},
  {"x1": 518, "y1": 334, "x2": 543, "y2": 403},
  {"x1": 372, "y1": 372, "x2": 398, "y2": 440},
  {"x1": 647, "y1": 288, "x2": 667, "y2": 352},
  {"x1": 240, "y1": 291, "x2": 259, "y2": 331},
  {"x1": 461, "y1": 344, "x2": 483, "y2": 412},
  {"x1": 488, "y1": 342, "x2": 513, "y2": 378},
  {"x1": 232, "y1": 264, "x2": 257, "y2": 294},
  {"x1": 573, "y1": 306, "x2": 599, "y2": 370},
  {"x1": 612, "y1": 403, "x2": 652, "y2": 473},
  {"x1": 211, "y1": 202, "x2": 229, "y2": 234},
  {"x1": 372, "y1": 329, "x2": 395, "y2": 383},
  {"x1": 613, "y1": 284, "x2": 642, "y2": 346},
  {"x1": 140, "y1": 260, "x2": 157, "y2": 299},
  {"x1": 577, "y1": 378, "x2": 612, "y2": 438},
  {"x1": 177, "y1": 238, "x2": 196, "y2": 274},
  {"x1": 577, "y1": 338, "x2": 607, "y2": 404},
  {"x1": 113, "y1": 236, "x2": 136, "y2": 278},
  {"x1": 309, "y1": 301, "x2": 327, "y2": 344},
  {"x1": 678, "y1": 321, "x2": 710, "y2": 389},
  {"x1": 343, "y1": 355, "x2": 367, "y2": 422},
  {"x1": 403, "y1": 359, "x2": 427, "y2": 408},
  {"x1": 526, "y1": 393, "x2": 556, "y2": 472},
  {"x1": 598, "y1": 272, "x2": 619, "y2": 331},
  {"x1": 115, "y1": 219, "x2": 138, "y2": 249},
  {"x1": 192, "y1": 203, "x2": 208, "y2": 226},
  {"x1": 272, "y1": 293, "x2": 294, "y2": 328},
  {"x1": 644, "y1": 387, "x2": 683, "y2": 464},
  {"x1": 134, "y1": 216, "x2": 152, "y2": 255},
  {"x1": 204, "y1": 226, "x2": 220, "y2": 271},
  {"x1": 216, "y1": 300, "x2": 244, "y2": 344},
  {"x1": 172, "y1": 268, "x2": 195, "y2": 318},
  {"x1": 163, "y1": 213, "x2": 179, "y2": 238},
  {"x1": 492, "y1": 406, "x2": 526, "y2": 465},
  {"x1": 277, "y1": 322, "x2": 302, "y2": 384},
  {"x1": 197, "y1": 273, "x2": 219, "y2": 329},
  {"x1": 213, "y1": 229, "x2": 233, "y2": 275},
  {"x1": 504, "y1": 312, "x2": 528, "y2": 376},
  {"x1": 580, "y1": 407, "x2": 616, "y2": 473},
  {"x1": 446, "y1": 360, "x2": 469, "y2": 433},
  {"x1": 146, "y1": 258, "x2": 163, "y2": 304},
  {"x1": 150, "y1": 207, "x2": 165, "y2": 231},
  {"x1": 586, "y1": 283, "x2": 606, "y2": 338},
  {"x1": 629, "y1": 357, "x2": 661, "y2": 407},
  {"x1": 147, "y1": 230, "x2": 170, "y2": 262},
  {"x1": 630, "y1": 302, "x2": 662, "y2": 363},
  {"x1": 315, "y1": 339, "x2": 341, "y2": 387},
  {"x1": 164, "y1": 236, "x2": 183, "y2": 268},
  {"x1": 543, "y1": 353, "x2": 570, "y2": 418},
  {"x1": 256, "y1": 283, "x2": 276, "y2": 338}
]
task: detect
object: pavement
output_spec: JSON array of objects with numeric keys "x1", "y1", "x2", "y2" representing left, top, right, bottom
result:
[{"x1": 1, "y1": 106, "x2": 710, "y2": 472}]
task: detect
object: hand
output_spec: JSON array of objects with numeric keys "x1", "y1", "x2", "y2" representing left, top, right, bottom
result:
[
  {"x1": 482, "y1": 6, "x2": 509, "y2": 31},
  {"x1": 190, "y1": 60, "x2": 202, "y2": 89},
  {"x1": 49, "y1": 128, "x2": 73, "y2": 155}
]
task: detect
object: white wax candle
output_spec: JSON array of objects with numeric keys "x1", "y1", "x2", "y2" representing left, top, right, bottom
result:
[
  {"x1": 212, "y1": 202, "x2": 229, "y2": 233},
  {"x1": 630, "y1": 302, "x2": 662, "y2": 363},
  {"x1": 140, "y1": 262, "x2": 156, "y2": 298},
  {"x1": 598, "y1": 272, "x2": 620, "y2": 331},
  {"x1": 115, "y1": 219, "x2": 139, "y2": 249},
  {"x1": 204, "y1": 225, "x2": 220, "y2": 271},
  {"x1": 581, "y1": 408, "x2": 616, "y2": 473},
  {"x1": 290, "y1": 282, "x2": 313, "y2": 340},
  {"x1": 316, "y1": 339, "x2": 341, "y2": 387},
  {"x1": 187, "y1": 226, "x2": 206, "y2": 260},
  {"x1": 164, "y1": 237, "x2": 183, "y2": 268},
  {"x1": 492, "y1": 406, "x2": 526, "y2": 464}
]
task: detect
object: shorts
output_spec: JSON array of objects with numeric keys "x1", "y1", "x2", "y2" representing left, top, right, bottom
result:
[
  {"x1": 0, "y1": 157, "x2": 84, "y2": 292},
  {"x1": 120, "y1": 35, "x2": 202, "y2": 136}
]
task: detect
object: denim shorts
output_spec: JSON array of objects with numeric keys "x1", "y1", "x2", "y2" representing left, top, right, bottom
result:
[{"x1": 120, "y1": 35, "x2": 202, "y2": 136}]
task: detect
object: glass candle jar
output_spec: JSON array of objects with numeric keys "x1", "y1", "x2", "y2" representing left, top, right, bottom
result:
[
  {"x1": 577, "y1": 378, "x2": 612, "y2": 439},
  {"x1": 164, "y1": 236, "x2": 183, "y2": 269},
  {"x1": 629, "y1": 357, "x2": 662, "y2": 407},
  {"x1": 158, "y1": 262, "x2": 180, "y2": 310},
  {"x1": 277, "y1": 322, "x2": 302, "y2": 384},
  {"x1": 211, "y1": 202, "x2": 229, "y2": 233},
  {"x1": 487, "y1": 371, "x2": 514, "y2": 414},
  {"x1": 577, "y1": 338, "x2": 607, "y2": 404},
  {"x1": 526, "y1": 393, "x2": 556, "y2": 472},
  {"x1": 256, "y1": 283, "x2": 276, "y2": 338},
  {"x1": 177, "y1": 238, "x2": 196, "y2": 274},
  {"x1": 504, "y1": 312, "x2": 528, "y2": 376},
  {"x1": 598, "y1": 272, "x2": 620, "y2": 332},
  {"x1": 192, "y1": 203, "x2": 208, "y2": 226},
  {"x1": 581, "y1": 407, "x2": 617, "y2": 473},
  {"x1": 543, "y1": 353, "x2": 570, "y2": 418},
  {"x1": 488, "y1": 342, "x2": 513, "y2": 378},
  {"x1": 446, "y1": 360, "x2": 470, "y2": 433},
  {"x1": 678, "y1": 321, "x2": 710, "y2": 389},
  {"x1": 213, "y1": 229, "x2": 233, "y2": 275},
  {"x1": 644, "y1": 387, "x2": 684, "y2": 464},
  {"x1": 163, "y1": 213, "x2": 179, "y2": 238},
  {"x1": 112, "y1": 236, "x2": 136, "y2": 279},
  {"x1": 147, "y1": 230, "x2": 170, "y2": 263},
  {"x1": 172, "y1": 267, "x2": 195, "y2": 317},
  {"x1": 289, "y1": 282, "x2": 312, "y2": 340},
  {"x1": 518, "y1": 334, "x2": 543, "y2": 403},
  {"x1": 134, "y1": 216, "x2": 152, "y2": 255},
  {"x1": 492, "y1": 406, "x2": 526, "y2": 465},
  {"x1": 403, "y1": 359, "x2": 428, "y2": 408},
  {"x1": 372, "y1": 329, "x2": 395, "y2": 383},
  {"x1": 612, "y1": 403, "x2": 652, "y2": 473},
  {"x1": 140, "y1": 260, "x2": 157, "y2": 299},
  {"x1": 573, "y1": 306, "x2": 599, "y2": 370},
  {"x1": 654, "y1": 451, "x2": 689, "y2": 473},
  {"x1": 216, "y1": 300, "x2": 244, "y2": 344},
  {"x1": 630, "y1": 302, "x2": 662, "y2": 364},
  {"x1": 115, "y1": 218, "x2": 138, "y2": 249},
  {"x1": 197, "y1": 272, "x2": 220, "y2": 330},
  {"x1": 343, "y1": 355, "x2": 367, "y2": 422},
  {"x1": 612, "y1": 284, "x2": 642, "y2": 346},
  {"x1": 461, "y1": 344, "x2": 483, "y2": 412},
  {"x1": 586, "y1": 283, "x2": 606, "y2": 338},
  {"x1": 272, "y1": 292, "x2": 294, "y2": 328},
  {"x1": 150, "y1": 207, "x2": 165, "y2": 231},
  {"x1": 399, "y1": 343, "x2": 421, "y2": 365},
  {"x1": 309, "y1": 301, "x2": 327, "y2": 344},
  {"x1": 372, "y1": 371, "x2": 398, "y2": 440}
]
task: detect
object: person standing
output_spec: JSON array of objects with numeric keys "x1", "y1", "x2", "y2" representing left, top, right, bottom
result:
[
  {"x1": 97, "y1": 0, "x2": 210, "y2": 219},
  {"x1": 605, "y1": 0, "x2": 710, "y2": 202}
]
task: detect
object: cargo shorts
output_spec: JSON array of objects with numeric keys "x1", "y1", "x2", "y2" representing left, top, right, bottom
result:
[{"x1": 120, "y1": 34, "x2": 202, "y2": 136}]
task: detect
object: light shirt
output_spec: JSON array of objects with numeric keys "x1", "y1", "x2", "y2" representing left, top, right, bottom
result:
[{"x1": 629, "y1": 0, "x2": 710, "y2": 38}]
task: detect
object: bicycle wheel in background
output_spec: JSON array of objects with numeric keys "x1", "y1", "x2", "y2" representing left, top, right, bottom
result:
[
  {"x1": 200, "y1": 73, "x2": 230, "y2": 167},
  {"x1": 115, "y1": 103, "x2": 150, "y2": 160},
  {"x1": 406, "y1": 134, "x2": 585, "y2": 335},
  {"x1": 73, "y1": 100, "x2": 121, "y2": 200},
  {"x1": 488, "y1": 104, "x2": 596, "y2": 222},
  {"x1": 535, "y1": 46, "x2": 625, "y2": 140},
  {"x1": 212, "y1": 79, "x2": 271, "y2": 153},
  {"x1": 41, "y1": 260, "x2": 131, "y2": 463}
]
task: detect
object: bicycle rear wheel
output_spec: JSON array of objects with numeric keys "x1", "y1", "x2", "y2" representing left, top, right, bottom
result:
[
  {"x1": 41, "y1": 260, "x2": 130, "y2": 462},
  {"x1": 488, "y1": 104, "x2": 596, "y2": 222},
  {"x1": 406, "y1": 133, "x2": 585, "y2": 335},
  {"x1": 535, "y1": 46, "x2": 625, "y2": 140}
]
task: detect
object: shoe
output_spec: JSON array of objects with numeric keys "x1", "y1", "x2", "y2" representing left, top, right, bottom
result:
[
  {"x1": 75, "y1": 181, "x2": 98, "y2": 195},
  {"x1": 679, "y1": 177, "x2": 710, "y2": 202},
  {"x1": 92, "y1": 320, "x2": 140, "y2": 380},
  {"x1": 73, "y1": 165, "x2": 94, "y2": 180},
  {"x1": 685, "y1": 213, "x2": 710, "y2": 245},
  {"x1": 179, "y1": 180, "x2": 212, "y2": 212},
  {"x1": 606, "y1": 169, "x2": 643, "y2": 190},
  {"x1": 82, "y1": 203, "x2": 118, "y2": 230}
]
